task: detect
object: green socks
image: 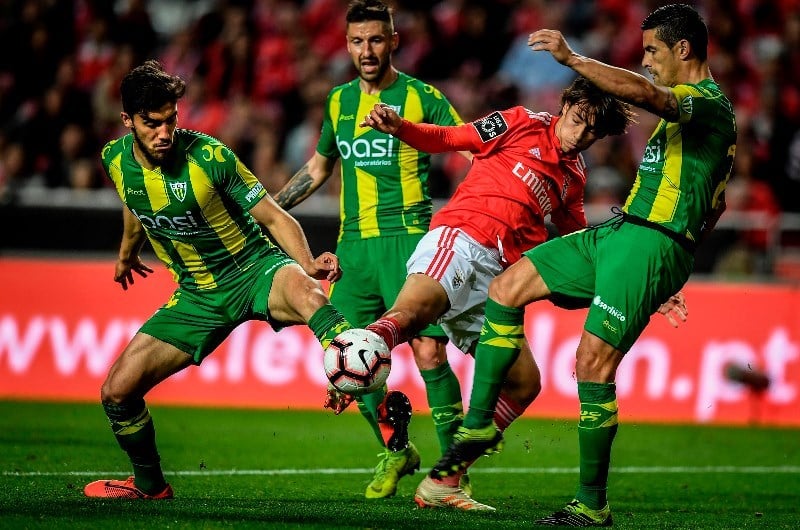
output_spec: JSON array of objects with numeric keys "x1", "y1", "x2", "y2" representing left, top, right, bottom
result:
[
  {"x1": 420, "y1": 362, "x2": 463, "y2": 454},
  {"x1": 307, "y1": 304, "x2": 351, "y2": 350},
  {"x1": 463, "y1": 298, "x2": 525, "y2": 429},
  {"x1": 103, "y1": 400, "x2": 166, "y2": 494},
  {"x1": 356, "y1": 386, "x2": 388, "y2": 447},
  {"x1": 575, "y1": 381, "x2": 618, "y2": 510}
]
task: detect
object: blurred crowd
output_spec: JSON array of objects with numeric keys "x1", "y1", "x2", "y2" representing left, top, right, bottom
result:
[{"x1": 1, "y1": 0, "x2": 799, "y2": 275}]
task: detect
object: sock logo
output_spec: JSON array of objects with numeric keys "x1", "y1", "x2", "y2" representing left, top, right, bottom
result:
[{"x1": 580, "y1": 409, "x2": 602, "y2": 423}]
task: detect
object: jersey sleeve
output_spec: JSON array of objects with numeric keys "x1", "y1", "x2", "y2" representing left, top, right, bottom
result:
[
  {"x1": 421, "y1": 83, "x2": 464, "y2": 126},
  {"x1": 395, "y1": 107, "x2": 521, "y2": 154},
  {"x1": 210, "y1": 143, "x2": 267, "y2": 210},
  {"x1": 669, "y1": 83, "x2": 719, "y2": 125},
  {"x1": 316, "y1": 89, "x2": 340, "y2": 159},
  {"x1": 394, "y1": 120, "x2": 482, "y2": 153}
]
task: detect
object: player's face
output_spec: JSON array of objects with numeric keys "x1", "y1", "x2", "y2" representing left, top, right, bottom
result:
[
  {"x1": 346, "y1": 20, "x2": 397, "y2": 83},
  {"x1": 641, "y1": 28, "x2": 680, "y2": 87},
  {"x1": 122, "y1": 102, "x2": 178, "y2": 167},
  {"x1": 556, "y1": 103, "x2": 600, "y2": 155}
]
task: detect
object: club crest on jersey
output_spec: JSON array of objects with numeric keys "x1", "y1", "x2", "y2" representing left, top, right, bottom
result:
[
  {"x1": 474, "y1": 111, "x2": 508, "y2": 142},
  {"x1": 169, "y1": 182, "x2": 188, "y2": 202},
  {"x1": 681, "y1": 94, "x2": 693, "y2": 116}
]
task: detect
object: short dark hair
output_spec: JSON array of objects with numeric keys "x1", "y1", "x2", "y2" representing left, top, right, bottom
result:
[
  {"x1": 346, "y1": 0, "x2": 393, "y2": 32},
  {"x1": 641, "y1": 4, "x2": 708, "y2": 61},
  {"x1": 560, "y1": 76, "x2": 636, "y2": 138},
  {"x1": 120, "y1": 60, "x2": 186, "y2": 116}
]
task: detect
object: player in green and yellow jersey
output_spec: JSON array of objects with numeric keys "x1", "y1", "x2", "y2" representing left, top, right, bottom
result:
[
  {"x1": 432, "y1": 4, "x2": 736, "y2": 525},
  {"x1": 274, "y1": 0, "x2": 467, "y2": 499},
  {"x1": 83, "y1": 60, "x2": 355, "y2": 500}
]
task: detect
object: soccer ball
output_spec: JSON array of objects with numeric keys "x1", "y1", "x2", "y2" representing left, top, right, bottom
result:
[{"x1": 323, "y1": 329, "x2": 391, "y2": 396}]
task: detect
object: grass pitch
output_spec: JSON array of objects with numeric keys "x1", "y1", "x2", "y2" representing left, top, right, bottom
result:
[{"x1": 1, "y1": 400, "x2": 798, "y2": 529}]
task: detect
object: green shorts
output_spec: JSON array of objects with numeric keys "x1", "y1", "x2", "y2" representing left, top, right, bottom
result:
[
  {"x1": 524, "y1": 219, "x2": 693, "y2": 352},
  {"x1": 139, "y1": 248, "x2": 295, "y2": 363},
  {"x1": 331, "y1": 234, "x2": 447, "y2": 338}
]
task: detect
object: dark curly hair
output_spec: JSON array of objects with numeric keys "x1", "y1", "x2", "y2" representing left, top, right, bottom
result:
[
  {"x1": 560, "y1": 76, "x2": 636, "y2": 138},
  {"x1": 120, "y1": 60, "x2": 186, "y2": 117}
]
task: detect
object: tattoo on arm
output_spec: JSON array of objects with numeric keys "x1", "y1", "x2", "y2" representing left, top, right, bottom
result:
[
  {"x1": 274, "y1": 165, "x2": 314, "y2": 210},
  {"x1": 663, "y1": 91, "x2": 680, "y2": 122}
]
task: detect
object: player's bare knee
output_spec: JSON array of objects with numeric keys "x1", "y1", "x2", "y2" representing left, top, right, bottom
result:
[
  {"x1": 100, "y1": 378, "x2": 130, "y2": 405},
  {"x1": 301, "y1": 285, "x2": 331, "y2": 319},
  {"x1": 487, "y1": 273, "x2": 517, "y2": 306},
  {"x1": 411, "y1": 337, "x2": 446, "y2": 370},
  {"x1": 575, "y1": 352, "x2": 617, "y2": 383}
]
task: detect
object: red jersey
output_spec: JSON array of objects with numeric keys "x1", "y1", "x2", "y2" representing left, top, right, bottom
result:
[{"x1": 395, "y1": 106, "x2": 588, "y2": 267}]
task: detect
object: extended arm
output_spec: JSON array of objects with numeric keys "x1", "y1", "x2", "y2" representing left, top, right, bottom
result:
[
  {"x1": 114, "y1": 207, "x2": 154, "y2": 290},
  {"x1": 273, "y1": 151, "x2": 337, "y2": 211},
  {"x1": 249, "y1": 195, "x2": 342, "y2": 282},
  {"x1": 362, "y1": 103, "x2": 480, "y2": 154},
  {"x1": 528, "y1": 29, "x2": 680, "y2": 122}
]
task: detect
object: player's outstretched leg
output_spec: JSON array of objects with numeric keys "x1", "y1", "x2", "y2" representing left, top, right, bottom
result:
[
  {"x1": 84, "y1": 477, "x2": 174, "y2": 499},
  {"x1": 429, "y1": 423, "x2": 504, "y2": 479},
  {"x1": 535, "y1": 500, "x2": 613, "y2": 527},
  {"x1": 365, "y1": 391, "x2": 421, "y2": 498},
  {"x1": 414, "y1": 475, "x2": 494, "y2": 511}
]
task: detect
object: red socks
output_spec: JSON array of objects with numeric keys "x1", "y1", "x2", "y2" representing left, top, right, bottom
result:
[{"x1": 366, "y1": 317, "x2": 403, "y2": 351}]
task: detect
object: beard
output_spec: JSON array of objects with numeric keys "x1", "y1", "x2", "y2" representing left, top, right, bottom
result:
[
  {"x1": 358, "y1": 59, "x2": 389, "y2": 83},
  {"x1": 132, "y1": 129, "x2": 173, "y2": 167}
]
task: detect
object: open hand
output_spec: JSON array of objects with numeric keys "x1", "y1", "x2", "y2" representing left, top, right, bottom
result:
[
  {"x1": 114, "y1": 257, "x2": 154, "y2": 290},
  {"x1": 323, "y1": 385, "x2": 355, "y2": 415},
  {"x1": 359, "y1": 103, "x2": 402, "y2": 134},
  {"x1": 657, "y1": 291, "x2": 688, "y2": 328}
]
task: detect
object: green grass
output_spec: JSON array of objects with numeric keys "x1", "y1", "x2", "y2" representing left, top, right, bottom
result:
[{"x1": 1, "y1": 400, "x2": 798, "y2": 529}]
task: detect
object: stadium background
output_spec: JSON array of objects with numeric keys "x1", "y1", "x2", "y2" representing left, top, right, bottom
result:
[{"x1": 1, "y1": 0, "x2": 799, "y2": 427}]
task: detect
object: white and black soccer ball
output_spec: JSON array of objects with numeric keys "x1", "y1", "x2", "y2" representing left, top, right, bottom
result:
[{"x1": 323, "y1": 329, "x2": 391, "y2": 396}]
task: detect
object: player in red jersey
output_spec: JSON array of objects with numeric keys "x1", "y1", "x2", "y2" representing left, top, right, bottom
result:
[{"x1": 358, "y1": 77, "x2": 635, "y2": 510}]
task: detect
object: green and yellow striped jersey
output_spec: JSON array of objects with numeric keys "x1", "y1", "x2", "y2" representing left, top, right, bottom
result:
[
  {"x1": 101, "y1": 129, "x2": 273, "y2": 290},
  {"x1": 317, "y1": 71, "x2": 463, "y2": 241},
  {"x1": 623, "y1": 78, "x2": 737, "y2": 243}
]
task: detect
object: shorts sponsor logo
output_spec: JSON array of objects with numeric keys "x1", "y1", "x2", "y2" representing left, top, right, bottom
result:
[
  {"x1": 473, "y1": 111, "x2": 508, "y2": 142},
  {"x1": 602, "y1": 319, "x2": 618, "y2": 333},
  {"x1": 452, "y1": 269, "x2": 465, "y2": 290},
  {"x1": 593, "y1": 295, "x2": 626, "y2": 322}
]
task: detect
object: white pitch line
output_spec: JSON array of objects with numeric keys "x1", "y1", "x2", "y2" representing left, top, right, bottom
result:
[{"x1": 4, "y1": 466, "x2": 800, "y2": 477}]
